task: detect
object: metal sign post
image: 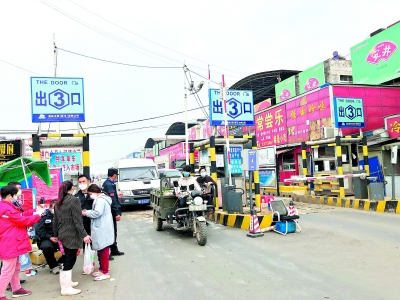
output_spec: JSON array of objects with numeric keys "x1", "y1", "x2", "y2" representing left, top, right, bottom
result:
[
  {"x1": 242, "y1": 149, "x2": 263, "y2": 238},
  {"x1": 221, "y1": 76, "x2": 232, "y2": 185},
  {"x1": 391, "y1": 146, "x2": 398, "y2": 200}
]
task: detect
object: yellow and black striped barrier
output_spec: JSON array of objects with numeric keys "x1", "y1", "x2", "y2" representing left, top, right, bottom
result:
[
  {"x1": 213, "y1": 211, "x2": 273, "y2": 230},
  {"x1": 32, "y1": 133, "x2": 90, "y2": 178},
  {"x1": 292, "y1": 194, "x2": 400, "y2": 214}
]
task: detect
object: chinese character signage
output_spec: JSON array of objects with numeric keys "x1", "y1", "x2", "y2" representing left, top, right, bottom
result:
[
  {"x1": 275, "y1": 76, "x2": 296, "y2": 103},
  {"x1": 333, "y1": 97, "x2": 365, "y2": 128},
  {"x1": 40, "y1": 147, "x2": 82, "y2": 161},
  {"x1": 159, "y1": 142, "x2": 186, "y2": 160},
  {"x1": 255, "y1": 106, "x2": 288, "y2": 148},
  {"x1": 286, "y1": 90, "x2": 331, "y2": 143},
  {"x1": 209, "y1": 89, "x2": 254, "y2": 126},
  {"x1": 298, "y1": 62, "x2": 325, "y2": 94},
  {"x1": 49, "y1": 152, "x2": 82, "y2": 175},
  {"x1": 351, "y1": 22, "x2": 400, "y2": 85},
  {"x1": 30, "y1": 77, "x2": 85, "y2": 123},
  {"x1": 227, "y1": 146, "x2": 243, "y2": 174},
  {"x1": 0, "y1": 140, "x2": 22, "y2": 165},
  {"x1": 385, "y1": 115, "x2": 400, "y2": 138}
]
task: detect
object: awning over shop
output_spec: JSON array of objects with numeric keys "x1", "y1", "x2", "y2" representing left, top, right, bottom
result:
[
  {"x1": 382, "y1": 139, "x2": 400, "y2": 150},
  {"x1": 276, "y1": 148, "x2": 294, "y2": 155}
]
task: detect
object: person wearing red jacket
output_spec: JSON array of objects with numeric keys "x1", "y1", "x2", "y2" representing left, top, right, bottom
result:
[{"x1": 0, "y1": 186, "x2": 41, "y2": 300}]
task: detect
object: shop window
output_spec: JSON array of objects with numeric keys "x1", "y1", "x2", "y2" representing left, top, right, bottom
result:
[{"x1": 282, "y1": 154, "x2": 296, "y2": 171}]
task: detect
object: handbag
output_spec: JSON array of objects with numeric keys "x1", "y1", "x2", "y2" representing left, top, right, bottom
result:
[{"x1": 83, "y1": 244, "x2": 96, "y2": 275}]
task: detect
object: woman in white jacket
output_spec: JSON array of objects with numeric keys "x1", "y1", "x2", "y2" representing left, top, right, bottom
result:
[{"x1": 82, "y1": 184, "x2": 114, "y2": 281}]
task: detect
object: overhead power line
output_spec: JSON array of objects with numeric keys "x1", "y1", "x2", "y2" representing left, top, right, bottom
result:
[
  {"x1": 57, "y1": 47, "x2": 182, "y2": 69},
  {"x1": 40, "y1": 0, "x2": 241, "y2": 79},
  {"x1": 91, "y1": 123, "x2": 172, "y2": 136},
  {"x1": 67, "y1": 0, "x2": 245, "y2": 77},
  {"x1": 0, "y1": 59, "x2": 44, "y2": 76},
  {"x1": 40, "y1": 0, "x2": 181, "y2": 68},
  {"x1": 63, "y1": 105, "x2": 210, "y2": 131}
]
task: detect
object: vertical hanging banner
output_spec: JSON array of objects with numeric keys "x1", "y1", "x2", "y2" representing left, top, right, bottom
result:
[
  {"x1": 226, "y1": 146, "x2": 243, "y2": 174},
  {"x1": 32, "y1": 168, "x2": 62, "y2": 203},
  {"x1": 30, "y1": 77, "x2": 85, "y2": 122},
  {"x1": 19, "y1": 189, "x2": 35, "y2": 212}
]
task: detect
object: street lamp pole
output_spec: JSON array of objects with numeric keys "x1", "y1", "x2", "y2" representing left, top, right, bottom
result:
[{"x1": 184, "y1": 64, "x2": 205, "y2": 166}]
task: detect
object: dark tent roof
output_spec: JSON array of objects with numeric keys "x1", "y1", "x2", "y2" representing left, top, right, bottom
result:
[
  {"x1": 230, "y1": 69, "x2": 301, "y2": 105},
  {"x1": 165, "y1": 122, "x2": 197, "y2": 136},
  {"x1": 144, "y1": 138, "x2": 164, "y2": 149}
]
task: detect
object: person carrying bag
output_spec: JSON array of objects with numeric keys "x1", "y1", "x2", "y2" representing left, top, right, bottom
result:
[{"x1": 82, "y1": 184, "x2": 114, "y2": 281}]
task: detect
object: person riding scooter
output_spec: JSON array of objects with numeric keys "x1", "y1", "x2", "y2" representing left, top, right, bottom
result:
[{"x1": 175, "y1": 165, "x2": 201, "y2": 227}]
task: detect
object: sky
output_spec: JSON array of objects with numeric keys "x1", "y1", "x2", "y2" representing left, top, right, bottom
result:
[{"x1": 1, "y1": 0, "x2": 399, "y2": 174}]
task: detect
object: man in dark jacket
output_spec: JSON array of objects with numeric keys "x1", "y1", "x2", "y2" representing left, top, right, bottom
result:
[
  {"x1": 102, "y1": 168, "x2": 124, "y2": 256},
  {"x1": 37, "y1": 200, "x2": 64, "y2": 274},
  {"x1": 75, "y1": 174, "x2": 93, "y2": 249}
]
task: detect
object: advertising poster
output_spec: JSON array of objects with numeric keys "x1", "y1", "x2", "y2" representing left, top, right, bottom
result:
[
  {"x1": 258, "y1": 147, "x2": 276, "y2": 166},
  {"x1": 255, "y1": 106, "x2": 288, "y2": 148},
  {"x1": 275, "y1": 76, "x2": 296, "y2": 103},
  {"x1": 32, "y1": 168, "x2": 62, "y2": 203},
  {"x1": 351, "y1": 22, "x2": 400, "y2": 84},
  {"x1": 259, "y1": 168, "x2": 277, "y2": 188},
  {"x1": 298, "y1": 62, "x2": 325, "y2": 94}
]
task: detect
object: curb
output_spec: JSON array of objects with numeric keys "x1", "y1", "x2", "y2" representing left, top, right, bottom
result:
[
  {"x1": 213, "y1": 211, "x2": 272, "y2": 230},
  {"x1": 292, "y1": 193, "x2": 400, "y2": 214}
]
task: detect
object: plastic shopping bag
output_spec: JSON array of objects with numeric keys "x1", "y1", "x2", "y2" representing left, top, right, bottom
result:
[
  {"x1": 83, "y1": 244, "x2": 96, "y2": 275},
  {"x1": 19, "y1": 253, "x2": 32, "y2": 272},
  {"x1": 58, "y1": 241, "x2": 65, "y2": 255}
]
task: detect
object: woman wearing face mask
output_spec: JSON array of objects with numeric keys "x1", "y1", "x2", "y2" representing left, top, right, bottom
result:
[
  {"x1": 53, "y1": 181, "x2": 91, "y2": 296},
  {"x1": 0, "y1": 185, "x2": 42, "y2": 299},
  {"x1": 196, "y1": 167, "x2": 217, "y2": 207},
  {"x1": 82, "y1": 184, "x2": 114, "y2": 281}
]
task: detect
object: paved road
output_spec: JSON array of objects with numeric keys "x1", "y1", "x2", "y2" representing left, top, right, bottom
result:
[{"x1": 17, "y1": 208, "x2": 400, "y2": 300}]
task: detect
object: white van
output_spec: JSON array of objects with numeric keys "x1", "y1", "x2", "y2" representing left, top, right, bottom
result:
[{"x1": 113, "y1": 159, "x2": 160, "y2": 206}]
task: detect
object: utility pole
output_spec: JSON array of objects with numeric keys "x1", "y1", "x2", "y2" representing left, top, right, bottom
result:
[
  {"x1": 184, "y1": 63, "x2": 189, "y2": 165},
  {"x1": 53, "y1": 33, "x2": 60, "y2": 134}
]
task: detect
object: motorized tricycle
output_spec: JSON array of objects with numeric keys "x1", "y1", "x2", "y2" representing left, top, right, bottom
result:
[{"x1": 150, "y1": 176, "x2": 212, "y2": 246}]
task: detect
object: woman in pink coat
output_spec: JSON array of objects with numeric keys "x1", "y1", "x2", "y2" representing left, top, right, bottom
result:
[{"x1": 0, "y1": 186, "x2": 41, "y2": 300}]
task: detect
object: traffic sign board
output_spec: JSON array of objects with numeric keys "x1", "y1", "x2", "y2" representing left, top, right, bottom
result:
[
  {"x1": 31, "y1": 77, "x2": 85, "y2": 123},
  {"x1": 333, "y1": 97, "x2": 365, "y2": 128},
  {"x1": 247, "y1": 150, "x2": 258, "y2": 171},
  {"x1": 209, "y1": 89, "x2": 254, "y2": 126},
  {"x1": 242, "y1": 149, "x2": 258, "y2": 171}
]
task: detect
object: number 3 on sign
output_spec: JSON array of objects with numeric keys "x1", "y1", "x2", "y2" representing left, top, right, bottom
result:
[
  {"x1": 53, "y1": 92, "x2": 66, "y2": 107},
  {"x1": 229, "y1": 101, "x2": 239, "y2": 116}
]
